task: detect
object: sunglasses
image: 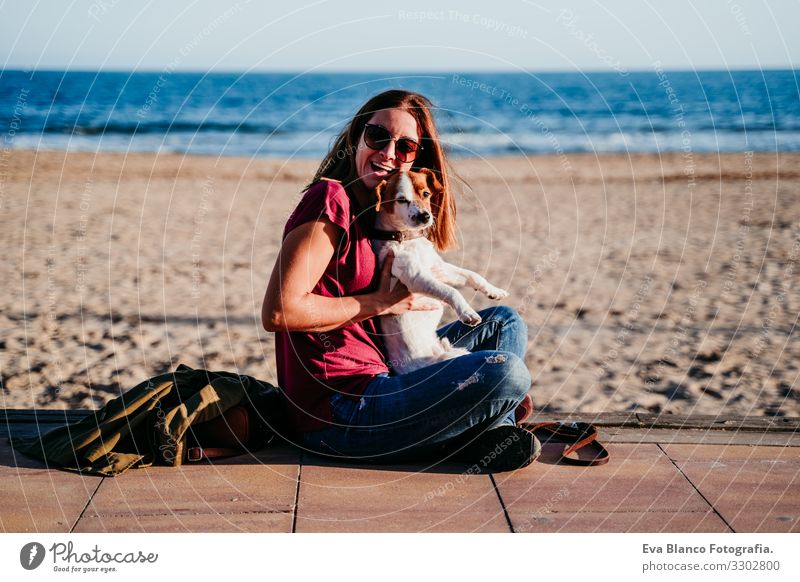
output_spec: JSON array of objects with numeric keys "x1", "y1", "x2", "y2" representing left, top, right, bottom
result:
[{"x1": 362, "y1": 123, "x2": 422, "y2": 162}]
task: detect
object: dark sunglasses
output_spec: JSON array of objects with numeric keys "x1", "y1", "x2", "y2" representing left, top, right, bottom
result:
[{"x1": 363, "y1": 123, "x2": 422, "y2": 162}]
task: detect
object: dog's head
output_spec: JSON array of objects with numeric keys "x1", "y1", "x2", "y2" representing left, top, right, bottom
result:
[{"x1": 373, "y1": 169, "x2": 444, "y2": 233}]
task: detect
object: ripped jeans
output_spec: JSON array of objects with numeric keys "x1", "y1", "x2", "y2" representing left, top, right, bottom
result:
[{"x1": 300, "y1": 306, "x2": 531, "y2": 462}]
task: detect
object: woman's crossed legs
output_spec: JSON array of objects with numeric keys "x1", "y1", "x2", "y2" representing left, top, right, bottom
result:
[{"x1": 301, "y1": 306, "x2": 531, "y2": 462}]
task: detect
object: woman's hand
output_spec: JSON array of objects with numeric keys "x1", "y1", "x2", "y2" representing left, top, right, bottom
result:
[
  {"x1": 262, "y1": 220, "x2": 436, "y2": 333},
  {"x1": 372, "y1": 252, "x2": 440, "y2": 316}
]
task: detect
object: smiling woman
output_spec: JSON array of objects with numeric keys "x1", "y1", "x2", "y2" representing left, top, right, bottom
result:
[{"x1": 261, "y1": 89, "x2": 537, "y2": 472}]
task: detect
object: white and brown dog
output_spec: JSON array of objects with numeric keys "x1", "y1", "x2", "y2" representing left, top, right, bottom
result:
[{"x1": 372, "y1": 169, "x2": 509, "y2": 374}]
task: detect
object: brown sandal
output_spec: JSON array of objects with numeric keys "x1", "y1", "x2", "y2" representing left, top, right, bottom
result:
[{"x1": 528, "y1": 421, "x2": 610, "y2": 466}]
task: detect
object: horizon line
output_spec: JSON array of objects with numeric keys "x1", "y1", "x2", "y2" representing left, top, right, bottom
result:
[{"x1": 2, "y1": 66, "x2": 797, "y2": 75}]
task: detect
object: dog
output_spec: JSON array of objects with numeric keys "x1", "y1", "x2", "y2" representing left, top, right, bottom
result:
[{"x1": 371, "y1": 169, "x2": 509, "y2": 374}]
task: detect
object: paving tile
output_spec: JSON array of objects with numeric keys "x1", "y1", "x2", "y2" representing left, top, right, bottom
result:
[
  {"x1": 295, "y1": 457, "x2": 509, "y2": 532},
  {"x1": 515, "y1": 510, "x2": 729, "y2": 533},
  {"x1": 663, "y1": 444, "x2": 800, "y2": 462},
  {"x1": 663, "y1": 444, "x2": 800, "y2": 533},
  {"x1": 0, "y1": 441, "x2": 100, "y2": 532},
  {"x1": 603, "y1": 428, "x2": 800, "y2": 446},
  {"x1": 495, "y1": 443, "x2": 716, "y2": 532},
  {"x1": 75, "y1": 444, "x2": 300, "y2": 533},
  {"x1": 73, "y1": 511, "x2": 289, "y2": 533}
]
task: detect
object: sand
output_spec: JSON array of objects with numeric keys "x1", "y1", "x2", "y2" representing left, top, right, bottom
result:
[{"x1": 1, "y1": 149, "x2": 798, "y2": 417}]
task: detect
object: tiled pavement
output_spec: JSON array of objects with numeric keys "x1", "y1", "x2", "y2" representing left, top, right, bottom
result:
[{"x1": 1, "y1": 412, "x2": 798, "y2": 533}]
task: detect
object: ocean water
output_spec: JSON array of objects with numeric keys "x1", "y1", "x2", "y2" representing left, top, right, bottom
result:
[{"x1": 1, "y1": 69, "x2": 798, "y2": 158}]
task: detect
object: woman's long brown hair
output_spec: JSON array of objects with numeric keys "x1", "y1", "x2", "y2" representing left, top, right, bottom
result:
[{"x1": 308, "y1": 90, "x2": 457, "y2": 251}]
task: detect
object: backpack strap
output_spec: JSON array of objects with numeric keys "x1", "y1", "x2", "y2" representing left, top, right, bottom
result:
[
  {"x1": 184, "y1": 404, "x2": 273, "y2": 463},
  {"x1": 186, "y1": 446, "x2": 248, "y2": 462},
  {"x1": 529, "y1": 421, "x2": 610, "y2": 466}
]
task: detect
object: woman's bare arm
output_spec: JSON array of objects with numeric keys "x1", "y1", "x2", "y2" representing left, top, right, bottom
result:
[{"x1": 261, "y1": 217, "x2": 432, "y2": 333}]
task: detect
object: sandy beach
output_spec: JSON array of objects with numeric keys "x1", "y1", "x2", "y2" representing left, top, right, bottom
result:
[{"x1": 1, "y1": 149, "x2": 798, "y2": 417}]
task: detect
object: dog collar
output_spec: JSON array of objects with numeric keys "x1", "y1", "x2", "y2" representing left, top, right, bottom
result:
[{"x1": 371, "y1": 228, "x2": 428, "y2": 242}]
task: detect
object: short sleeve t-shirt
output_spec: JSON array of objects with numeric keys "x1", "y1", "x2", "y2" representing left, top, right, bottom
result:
[{"x1": 274, "y1": 179, "x2": 389, "y2": 433}]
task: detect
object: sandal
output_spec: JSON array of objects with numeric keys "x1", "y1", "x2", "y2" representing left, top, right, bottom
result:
[{"x1": 528, "y1": 421, "x2": 610, "y2": 466}]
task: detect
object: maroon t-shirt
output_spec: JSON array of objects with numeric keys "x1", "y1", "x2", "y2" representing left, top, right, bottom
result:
[{"x1": 275, "y1": 179, "x2": 389, "y2": 433}]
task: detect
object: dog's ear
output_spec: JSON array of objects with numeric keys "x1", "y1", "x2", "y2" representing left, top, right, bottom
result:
[
  {"x1": 417, "y1": 168, "x2": 444, "y2": 196},
  {"x1": 416, "y1": 168, "x2": 455, "y2": 251},
  {"x1": 373, "y1": 179, "x2": 387, "y2": 212}
]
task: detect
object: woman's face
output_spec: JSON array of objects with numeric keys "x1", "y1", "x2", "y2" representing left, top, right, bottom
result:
[{"x1": 355, "y1": 108, "x2": 421, "y2": 190}]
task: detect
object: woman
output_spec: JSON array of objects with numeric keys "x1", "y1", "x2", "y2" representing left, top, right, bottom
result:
[{"x1": 262, "y1": 89, "x2": 538, "y2": 472}]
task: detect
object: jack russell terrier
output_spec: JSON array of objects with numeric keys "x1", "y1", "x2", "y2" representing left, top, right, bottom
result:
[{"x1": 371, "y1": 169, "x2": 509, "y2": 374}]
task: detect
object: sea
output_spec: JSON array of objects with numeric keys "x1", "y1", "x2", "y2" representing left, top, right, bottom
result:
[{"x1": 1, "y1": 69, "x2": 798, "y2": 158}]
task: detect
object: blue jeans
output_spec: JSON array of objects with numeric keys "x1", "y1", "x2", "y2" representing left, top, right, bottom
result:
[{"x1": 301, "y1": 306, "x2": 531, "y2": 463}]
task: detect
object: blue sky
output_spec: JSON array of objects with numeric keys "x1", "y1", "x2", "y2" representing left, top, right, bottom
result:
[{"x1": 1, "y1": 0, "x2": 797, "y2": 72}]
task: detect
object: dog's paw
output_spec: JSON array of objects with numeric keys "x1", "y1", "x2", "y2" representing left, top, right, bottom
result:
[
  {"x1": 458, "y1": 309, "x2": 482, "y2": 326},
  {"x1": 485, "y1": 287, "x2": 509, "y2": 300}
]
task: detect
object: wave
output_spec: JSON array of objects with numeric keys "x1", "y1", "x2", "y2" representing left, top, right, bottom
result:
[{"x1": 38, "y1": 119, "x2": 285, "y2": 136}]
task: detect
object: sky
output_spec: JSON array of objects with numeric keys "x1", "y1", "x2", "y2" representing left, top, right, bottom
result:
[{"x1": 1, "y1": 0, "x2": 798, "y2": 73}]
